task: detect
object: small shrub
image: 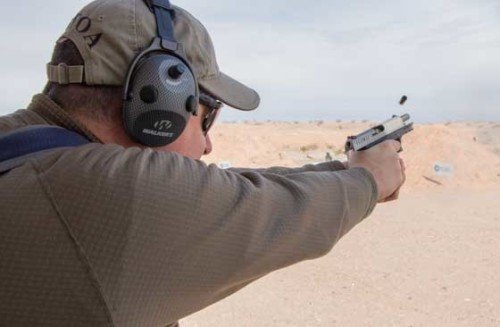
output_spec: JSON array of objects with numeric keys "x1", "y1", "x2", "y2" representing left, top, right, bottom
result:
[{"x1": 300, "y1": 144, "x2": 319, "y2": 152}]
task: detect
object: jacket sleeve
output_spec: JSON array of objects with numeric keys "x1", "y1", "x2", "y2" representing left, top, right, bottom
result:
[
  {"x1": 227, "y1": 160, "x2": 347, "y2": 175},
  {"x1": 35, "y1": 144, "x2": 378, "y2": 326}
]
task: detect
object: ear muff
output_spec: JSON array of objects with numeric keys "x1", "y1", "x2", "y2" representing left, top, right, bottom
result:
[{"x1": 122, "y1": 0, "x2": 199, "y2": 147}]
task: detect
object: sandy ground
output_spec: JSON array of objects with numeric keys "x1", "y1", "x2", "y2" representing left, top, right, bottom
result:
[
  {"x1": 202, "y1": 121, "x2": 500, "y2": 190},
  {"x1": 180, "y1": 121, "x2": 499, "y2": 326}
]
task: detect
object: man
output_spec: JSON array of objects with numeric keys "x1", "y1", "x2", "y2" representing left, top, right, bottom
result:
[{"x1": 0, "y1": 0, "x2": 405, "y2": 326}]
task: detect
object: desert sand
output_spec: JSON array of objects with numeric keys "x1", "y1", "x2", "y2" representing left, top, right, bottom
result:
[{"x1": 182, "y1": 121, "x2": 500, "y2": 327}]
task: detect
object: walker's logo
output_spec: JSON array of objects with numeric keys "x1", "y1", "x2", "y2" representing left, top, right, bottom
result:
[
  {"x1": 154, "y1": 120, "x2": 173, "y2": 131},
  {"x1": 143, "y1": 120, "x2": 175, "y2": 138}
]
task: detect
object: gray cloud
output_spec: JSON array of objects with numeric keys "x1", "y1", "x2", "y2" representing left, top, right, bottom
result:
[{"x1": 1, "y1": 0, "x2": 499, "y2": 122}]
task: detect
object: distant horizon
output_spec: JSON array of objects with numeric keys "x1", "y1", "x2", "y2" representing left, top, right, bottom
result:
[
  {"x1": 216, "y1": 118, "x2": 499, "y2": 124},
  {"x1": 3, "y1": 96, "x2": 498, "y2": 124}
]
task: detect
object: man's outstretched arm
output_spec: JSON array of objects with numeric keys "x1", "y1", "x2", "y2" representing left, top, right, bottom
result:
[
  {"x1": 228, "y1": 160, "x2": 346, "y2": 175},
  {"x1": 36, "y1": 144, "x2": 379, "y2": 326}
]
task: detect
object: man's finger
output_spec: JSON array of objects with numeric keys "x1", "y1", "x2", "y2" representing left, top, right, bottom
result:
[
  {"x1": 381, "y1": 187, "x2": 400, "y2": 202},
  {"x1": 381, "y1": 159, "x2": 406, "y2": 203},
  {"x1": 401, "y1": 161, "x2": 407, "y2": 184},
  {"x1": 386, "y1": 140, "x2": 402, "y2": 152}
]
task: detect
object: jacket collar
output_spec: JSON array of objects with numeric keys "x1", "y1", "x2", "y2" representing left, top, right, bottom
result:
[{"x1": 27, "y1": 94, "x2": 101, "y2": 143}]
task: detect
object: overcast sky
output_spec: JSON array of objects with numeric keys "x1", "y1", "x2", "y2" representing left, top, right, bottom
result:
[{"x1": 0, "y1": 0, "x2": 499, "y2": 123}]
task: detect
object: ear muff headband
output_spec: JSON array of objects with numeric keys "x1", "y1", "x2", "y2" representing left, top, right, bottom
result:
[
  {"x1": 122, "y1": 0, "x2": 199, "y2": 147},
  {"x1": 148, "y1": 0, "x2": 176, "y2": 43}
]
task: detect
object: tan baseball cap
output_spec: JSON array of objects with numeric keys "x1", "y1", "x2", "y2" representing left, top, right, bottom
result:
[{"x1": 47, "y1": 0, "x2": 260, "y2": 111}]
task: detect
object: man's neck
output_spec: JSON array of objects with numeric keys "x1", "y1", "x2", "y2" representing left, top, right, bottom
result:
[
  {"x1": 71, "y1": 112, "x2": 142, "y2": 148},
  {"x1": 27, "y1": 94, "x2": 101, "y2": 143}
]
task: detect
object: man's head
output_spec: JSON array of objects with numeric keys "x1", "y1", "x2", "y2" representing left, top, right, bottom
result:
[{"x1": 44, "y1": 0, "x2": 259, "y2": 159}]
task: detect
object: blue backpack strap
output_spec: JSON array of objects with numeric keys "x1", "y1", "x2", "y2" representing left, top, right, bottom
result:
[{"x1": 0, "y1": 125, "x2": 90, "y2": 173}]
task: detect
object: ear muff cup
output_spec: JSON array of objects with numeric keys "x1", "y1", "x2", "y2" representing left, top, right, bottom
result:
[{"x1": 123, "y1": 52, "x2": 198, "y2": 147}]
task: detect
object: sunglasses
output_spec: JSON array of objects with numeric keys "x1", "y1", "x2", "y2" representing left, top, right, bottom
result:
[{"x1": 199, "y1": 92, "x2": 223, "y2": 134}]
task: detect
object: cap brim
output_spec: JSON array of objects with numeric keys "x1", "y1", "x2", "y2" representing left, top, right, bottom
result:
[{"x1": 199, "y1": 72, "x2": 260, "y2": 111}]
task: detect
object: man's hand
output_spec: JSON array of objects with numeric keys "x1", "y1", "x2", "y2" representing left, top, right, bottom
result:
[{"x1": 346, "y1": 140, "x2": 406, "y2": 202}]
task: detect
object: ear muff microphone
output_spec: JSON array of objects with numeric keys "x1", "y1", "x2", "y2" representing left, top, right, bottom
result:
[{"x1": 122, "y1": 0, "x2": 199, "y2": 147}]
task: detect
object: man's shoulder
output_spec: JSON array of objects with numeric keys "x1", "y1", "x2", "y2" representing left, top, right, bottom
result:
[
  {"x1": 32, "y1": 142, "x2": 202, "y2": 190},
  {"x1": 35, "y1": 142, "x2": 160, "y2": 175},
  {"x1": 0, "y1": 109, "x2": 48, "y2": 133}
]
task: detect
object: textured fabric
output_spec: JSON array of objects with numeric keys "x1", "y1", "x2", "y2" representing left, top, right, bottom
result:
[
  {"x1": 0, "y1": 126, "x2": 90, "y2": 173},
  {"x1": 0, "y1": 94, "x2": 378, "y2": 326},
  {"x1": 53, "y1": 0, "x2": 260, "y2": 110},
  {"x1": 46, "y1": 63, "x2": 85, "y2": 85}
]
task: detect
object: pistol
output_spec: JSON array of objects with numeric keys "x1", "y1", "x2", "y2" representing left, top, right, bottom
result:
[{"x1": 344, "y1": 114, "x2": 414, "y2": 153}]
